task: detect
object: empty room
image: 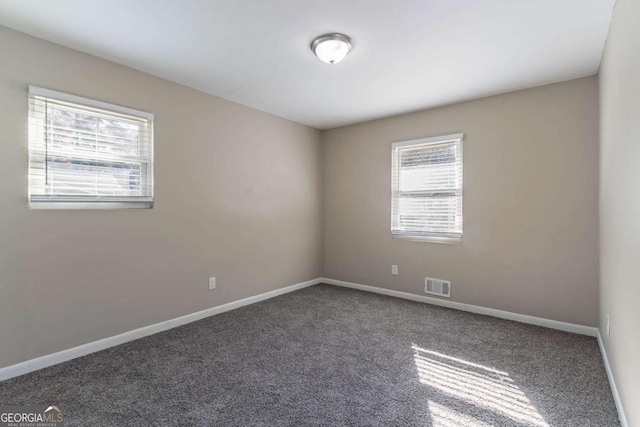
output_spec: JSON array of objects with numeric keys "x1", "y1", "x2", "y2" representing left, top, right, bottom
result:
[{"x1": 0, "y1": 0, "x2": 637, "y2": 426}]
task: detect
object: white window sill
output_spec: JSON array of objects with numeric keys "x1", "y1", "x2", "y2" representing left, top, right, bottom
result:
[
  {"x1": 392, "y1": 234, "x2": 462, "y2": 244},
  {"x1": 29, "y1": 201, "x2": 153, "y2": 210}
]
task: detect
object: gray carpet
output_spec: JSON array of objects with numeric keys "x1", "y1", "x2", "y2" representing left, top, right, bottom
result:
[{"x1": 0, "y1": 284, "x2": 619, "y2": 426}]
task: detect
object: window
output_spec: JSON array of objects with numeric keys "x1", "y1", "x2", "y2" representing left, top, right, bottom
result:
[
  {"x1": 391, "y1": 133, "x2": 463, "y2": 242},
  {"x1": 28, "y1": 86, "x2": 154, "y2": 209}
]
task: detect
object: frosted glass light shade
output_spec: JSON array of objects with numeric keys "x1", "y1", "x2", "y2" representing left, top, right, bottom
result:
[{"x1": 311, "y1": 33, "x2": 352, "y2": 64}]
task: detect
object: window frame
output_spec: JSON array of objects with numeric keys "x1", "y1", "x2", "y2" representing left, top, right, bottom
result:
[
  {"x1": 28, "y1": 86, "x2": 154, "y2": 210},
  {"x1": 391, "y1": 133, "x2": 464, "y2": 244}
]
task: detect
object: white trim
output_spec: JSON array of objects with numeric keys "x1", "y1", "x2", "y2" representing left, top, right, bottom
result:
[
  {"x1": 29, "y1": 86, "x2": 154, "y2": 120},
  {"x1": 29, "y1": 201, "x2": 153, "y2": 210},
  {"x1": 597, "y1": 331, "x2": 629, "y2": 427},
  {"x1": 0, "y1": 277, "x2": 604, "y2": 385},
  {"x1": 0, "y1": 278, "x2": 322, "y2": 382},
  {"x1": 320, "y1": 278, "x2": 598, "y2": 337},
  {"x1": 392, "y1": 234, "x2": 463, "y2": 244},
  {"x1": 392, "y1": 133, "x2": 463, "y2": 148},
  {"x1": 30, "y1": 196, "x2": 154, "y2": 203}
]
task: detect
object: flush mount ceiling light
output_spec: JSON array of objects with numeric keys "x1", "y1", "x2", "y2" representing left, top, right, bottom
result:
[{"x1": 310, "y1": 33, "x2": 353, "y2": 64}]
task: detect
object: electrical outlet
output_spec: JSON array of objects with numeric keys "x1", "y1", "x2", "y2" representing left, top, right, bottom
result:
[
  {"x1": 208, "y1": 277, "x2": 216, "y2": 290},
  {"x1": 392, "y1": 265, "x2": 398, "y2": 275},
  {"x1": 606, "y1": 315, "x2": 610, "y2": 336}
]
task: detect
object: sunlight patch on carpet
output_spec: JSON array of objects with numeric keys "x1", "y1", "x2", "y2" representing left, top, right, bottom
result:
[
  {"x1": 428, "y1": 400, "x2": 492, "y2": 427},
  {"x1": 413, "y1": 345, "x2": 549, "y2": 427}
]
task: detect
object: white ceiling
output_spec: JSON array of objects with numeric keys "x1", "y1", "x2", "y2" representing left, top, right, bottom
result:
[{"x1": 0, "y1": 0, "x2": 614, "y2": 129}]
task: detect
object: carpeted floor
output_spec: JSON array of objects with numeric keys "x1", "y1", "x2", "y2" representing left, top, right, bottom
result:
[{"x1": 0, "y1": 284, "x2": 619, "y2": 426}]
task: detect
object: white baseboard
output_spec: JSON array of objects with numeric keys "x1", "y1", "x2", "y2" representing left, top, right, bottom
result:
[
  {"x1": 0, "y1": 277, "x2": 602, "y2": 384},
  {"x1": 597, "y1": 331, "x2": 629, "y2": 427},
  {"x1": 320, "y1": 278, "x2": 598, "y2": 337},
  {"x1": 0, "y1": 278, "x2": 322, "y2": 382}
]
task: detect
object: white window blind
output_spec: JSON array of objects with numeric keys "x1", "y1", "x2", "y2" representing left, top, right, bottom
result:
[
  {"x1": 28, "y1": 86, "x2": 154, "y2": 209},
  {"x1": 391, "y1": 134, "x2": 463, "y2": 242}
]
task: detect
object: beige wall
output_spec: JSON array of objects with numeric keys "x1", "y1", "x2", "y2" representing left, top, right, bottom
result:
[
  {"x1": 0, "y1": 27, "x2": 323, "y2": 368},
  {"x1": 0, "y1": 23, "x2": 606, "y2": 374},
  {"x1": 599, "y1": 0, "x2": 640, "y2": 423},
  {"x1": 323, "y1": 77, "x2": 600, "y2": 326}
]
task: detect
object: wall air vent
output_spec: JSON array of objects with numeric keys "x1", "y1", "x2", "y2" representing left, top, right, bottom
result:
[{"x1": 425, "y1": 277, "x2": 451, "y2": 298}]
